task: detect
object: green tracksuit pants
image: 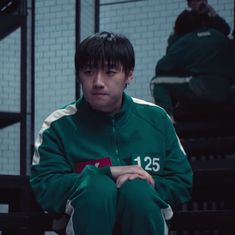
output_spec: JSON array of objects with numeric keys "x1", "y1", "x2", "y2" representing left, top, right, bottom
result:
[
  {"x1": 65, "y1": 174, "x2": 167, "y2": 235},
  {"x1": 152, "y1": 77, "x2": 231, "y2": 116},
  {"x1": 153, "y1": 82, "x2": 196, "y2": 116}
]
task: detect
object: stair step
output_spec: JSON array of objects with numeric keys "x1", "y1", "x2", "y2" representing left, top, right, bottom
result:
[
  {"x1": 170, "y1": 209, "x2": 235, "y2": 230},
  {"x1": 0, "y1": 212, "x2": 54, "y2": 231},
  {"x1": 181, "y1": 136, "x2": 235, "y2": 156},
  {"x1": 175, "y1": 120, "x2": 235, "y2": 138},
  {"x1": 192, "y1": 166, "x2": 235, "y2": 201},
  {"x1": 173, "y1": 101, "x2": 235, "y2": 122}
]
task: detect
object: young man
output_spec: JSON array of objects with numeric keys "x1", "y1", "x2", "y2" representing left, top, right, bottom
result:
[{"x1": 30, "y1": 31, "x2": 192, "y2": 235}]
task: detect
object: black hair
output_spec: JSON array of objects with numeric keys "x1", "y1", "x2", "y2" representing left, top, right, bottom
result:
[
  {"x1": 174, "y1": 10, "x2": 206, "y2": 35},
  {"x1": 75, "y1": 31, "x2": 135, "y2": 75}
]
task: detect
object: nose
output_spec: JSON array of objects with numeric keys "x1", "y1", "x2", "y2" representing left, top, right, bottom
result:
[{"x1": 93, "y1": 71, "x2": 104, "y2": 88}]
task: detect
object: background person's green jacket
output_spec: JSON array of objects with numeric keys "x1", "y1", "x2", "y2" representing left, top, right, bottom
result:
[{"x1": 155, "y1": 28, "x2": 233, "y2": 101}]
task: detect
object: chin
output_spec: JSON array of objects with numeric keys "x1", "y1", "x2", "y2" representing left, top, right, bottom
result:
[{"x1": 90, "y1": 102, "x2": 107, "y2": 111}]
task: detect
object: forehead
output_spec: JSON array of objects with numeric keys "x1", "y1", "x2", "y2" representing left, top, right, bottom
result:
[
  {"x1": 83, "y1": 61, "x2": 123, "y2": 69},
  {"x1": 188, "y1": 0, "x2": 203, "y2": 2}
]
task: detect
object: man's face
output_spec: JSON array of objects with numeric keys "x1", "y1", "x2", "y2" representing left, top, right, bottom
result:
[
  {"x1": 78, "y1": 63, "x2": 133, "y2": 114},
  {"x1": 188, "y1": 0, "x2": 207, "y2": 12}
]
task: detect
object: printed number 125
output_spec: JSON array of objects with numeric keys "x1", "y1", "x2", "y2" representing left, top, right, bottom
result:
[{"x1": 133, "y1": 156, "x2": 160, "y2": 172}]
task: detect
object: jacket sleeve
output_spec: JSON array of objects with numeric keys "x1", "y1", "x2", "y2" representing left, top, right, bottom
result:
[
  {"x1": 155, "y1": 36, "x2": 191, "y2": 77},
  {"x1": 153, "y1": 113, "x2": 193, "y2": 210},
  {"x1": 207, "y1": 14, "x2": 230, "y2": 36},
  {"x1": 30, "y1": 123, "x2": 112, "y2": 214}
]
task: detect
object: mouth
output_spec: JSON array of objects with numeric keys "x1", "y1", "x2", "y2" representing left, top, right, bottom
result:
[{"x1": 92, "y1": 92, "x2": 108, "y2": 96}]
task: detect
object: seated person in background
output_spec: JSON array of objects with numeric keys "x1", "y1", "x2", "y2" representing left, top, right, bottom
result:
[
  {"x1": 30, "y1": 31, "x2": 192, "y2": 235},
  {"x1": 168, "y1": 0, "x2": 231, "y2": 48},
  {"x1": 151, "y1": 13, "x2": 233, "y2": 118}
]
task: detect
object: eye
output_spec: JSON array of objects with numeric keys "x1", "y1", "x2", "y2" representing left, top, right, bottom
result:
[
  {"x1": 105, "y1": 65, "x2": 119, "y2": 76},
  {"x1": 83, "y1": 68, "x2": 95, "y2": 75},
  {"x1": 106, "y1": 69, "x2": 116, "y2": 76}
]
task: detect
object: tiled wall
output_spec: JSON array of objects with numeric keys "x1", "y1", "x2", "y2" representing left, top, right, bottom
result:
[
  {"x1": 34, "y1": 0, "x2": 97, "y2": 133},
  {"x1": 0, "y1": 30, "x2": 21, "y2": 175},
  {"x1": 34, "y1": 0, "x2": 76, "y2": 135},
  {"x1": 80, "y1": 0, "x2": 96, "y2": 41}
]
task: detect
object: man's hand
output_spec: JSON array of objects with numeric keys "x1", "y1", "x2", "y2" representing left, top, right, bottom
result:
[
  {"x1": 110, "y1": 165, "x2": 155, "y2": 188},
  {"x1": 116, "y1": 173, "x2": 155, "y2": 188}
]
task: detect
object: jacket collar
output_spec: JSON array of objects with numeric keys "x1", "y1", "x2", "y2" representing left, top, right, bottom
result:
[{"x1": 76, "y1": 93, "x2": 133, "y2": 124}]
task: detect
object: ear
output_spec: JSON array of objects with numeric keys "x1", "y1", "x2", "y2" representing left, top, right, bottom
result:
[{"x1": 126, "y1": 70, "x2": 134, "y2": 85}]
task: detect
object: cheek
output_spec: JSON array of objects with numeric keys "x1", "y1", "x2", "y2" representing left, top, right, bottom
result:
[
  {"x1": 80, "y1": 79, "x2": 91, "y2": 89},
  {"x1": 113, "y1": 80, "x2": 127, "y2": 91},
  {"x1": 80, "y1": 82, "x2": 92, "y2": 98}
]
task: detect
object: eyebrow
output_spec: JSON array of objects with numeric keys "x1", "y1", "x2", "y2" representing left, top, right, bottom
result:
[
  {"x1": 105, "y1": 64, "x2": 120, "y2": 69},
  {"x1": 83, "y1": 63, "x2": 121, "y2": 69}
]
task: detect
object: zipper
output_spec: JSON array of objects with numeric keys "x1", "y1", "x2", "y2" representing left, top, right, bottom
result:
[{"x1": 112, "y1": 118, "x2": 121, "y2": 164}]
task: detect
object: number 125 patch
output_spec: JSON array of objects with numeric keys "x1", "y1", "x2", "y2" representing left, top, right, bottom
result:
[{"x1": 133, "y1": 155, "x2": 161, "y2": 173}]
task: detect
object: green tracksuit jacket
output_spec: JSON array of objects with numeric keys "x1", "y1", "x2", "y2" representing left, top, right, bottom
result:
[
  {"x1": 155, "y1": 28, "x2": 233, "y2": 101},
  {"x1": 30, "y1": 94, "x2": 192, "y2": 214}
]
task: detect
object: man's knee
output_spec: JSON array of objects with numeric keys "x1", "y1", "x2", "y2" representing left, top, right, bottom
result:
[
  {"x1": 118, "y1": 179, "x2": 156, "y2": 211},
  {"x1": 153, "y1": 83, "x2": 171, "y2": 102},
  {"x1": 83, "y1": 175, "x2": 117, "y2": 199},
  {"x1": 67, "y1": 175, "x2": 117, "y2": 235},
  {"x1": 71, "y1": 174, "x2": 117, "y2": 207}
]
